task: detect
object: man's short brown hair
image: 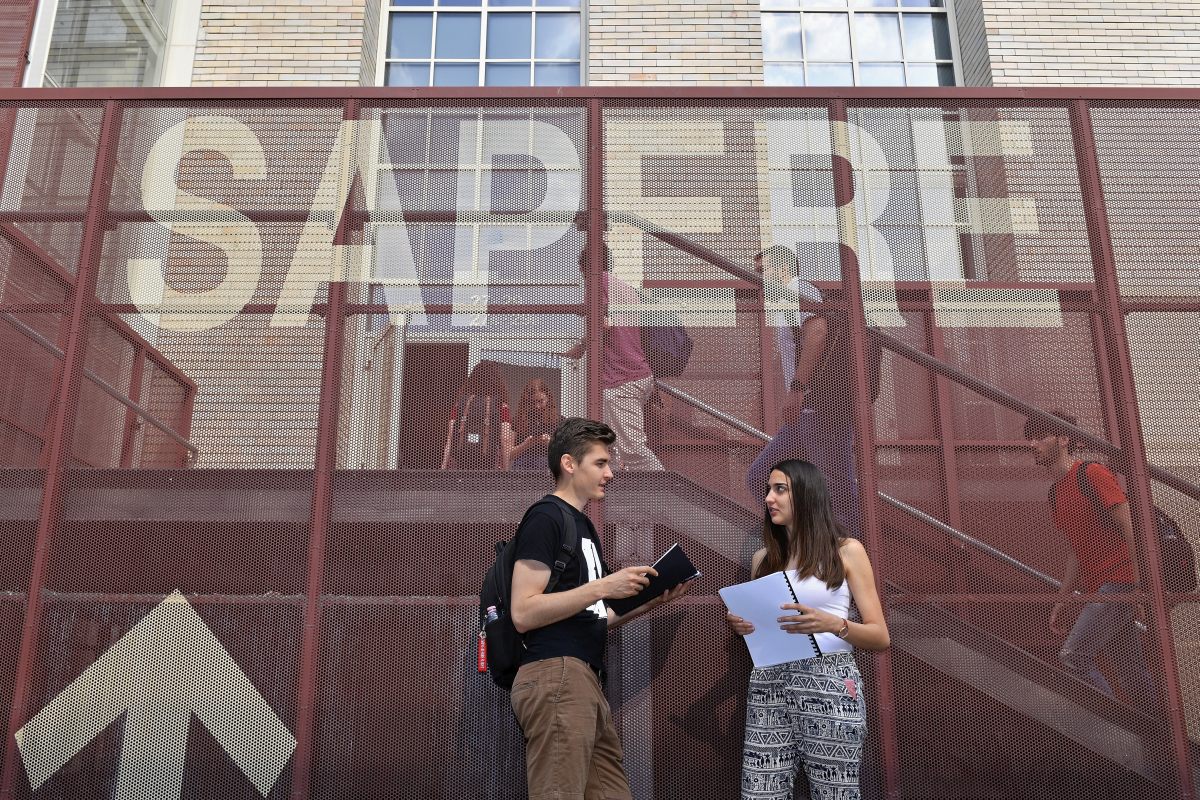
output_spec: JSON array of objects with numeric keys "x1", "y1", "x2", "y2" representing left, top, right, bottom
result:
[
  {"x1": 548, "y1": 417, "x2": 616, "y2": 480},
  {"x1": 1024, "y1": 409, "x2": 1079, "y2": 451}
]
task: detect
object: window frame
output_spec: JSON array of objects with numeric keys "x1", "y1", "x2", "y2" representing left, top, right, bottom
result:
[
  {"x1": 760, "y1": 0, "x2": 963, "y2": 87},
  {"x1": 25, "y1": 0, "x2": 183, "y2": 88},
  {"x1": 379, "y1": 1, "x2": 585, "y2": 88}
]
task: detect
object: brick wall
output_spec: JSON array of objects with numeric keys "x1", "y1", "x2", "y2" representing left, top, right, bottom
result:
[
  {"x1": 193, "y1": 0, "x2": 368, "y2": 86},
  {"x1": 588, "y1": 0, "x2": 764, "y2": 85},
  {"x1": 977, "y1": 0, "x2": 1200, "y2": 86}
]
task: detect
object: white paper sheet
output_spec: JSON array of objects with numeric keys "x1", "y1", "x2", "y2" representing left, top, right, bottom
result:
[{"x1": 718, "y1": 571, "x2": 820, "y2": 667}]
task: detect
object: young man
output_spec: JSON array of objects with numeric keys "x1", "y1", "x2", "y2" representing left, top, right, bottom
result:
[
  {"x1": 1025, "y1": 410, "x2": 1154, "y2": 705},
  {"x1": 509, "y1": 417, "x2": 690, "y2": 799},
  {"x1": 747, "y1": 245, "x2": 861, "y2": 537}
]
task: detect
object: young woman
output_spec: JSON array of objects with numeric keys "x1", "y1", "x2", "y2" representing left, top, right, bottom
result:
[
  {"x1": 727, "y1": 459, "x2": 890, "y2": 800},
  {"x1": 510, "y1": 378, "x2": 561, "y2": 471}
]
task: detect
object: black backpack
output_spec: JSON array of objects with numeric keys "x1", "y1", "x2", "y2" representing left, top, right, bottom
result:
[
  {"x1": 1053, "y1": 461, "x2": 1197, "y2": 593},
  {"x1": 799, "y1": 307, "x2": 883, "y2": 418},
  {"x1": 638, "y1": 295, "x2": 694, "y2": 379},
  {"x1": 448, "y1": 393, "x2": 501, "y2": 469},
  {"x1": 478, "y1": 495, "x2": 579, "y2": 690}
]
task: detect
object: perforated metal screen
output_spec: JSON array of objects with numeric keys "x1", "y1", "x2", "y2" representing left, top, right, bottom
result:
[{"x1": 0, "y1": 90, "x2": 1198, "y2": 799}]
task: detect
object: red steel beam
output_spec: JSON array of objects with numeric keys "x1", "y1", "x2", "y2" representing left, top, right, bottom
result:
[
  {"x1": 7, "y1": 86, "x2": 1200, "y2": 102},
  {"x1": 583, "y1": 100, "x2": 608, "y2": 583},
  {"x1": 1069, "y1": 98, "x2": 1196, "y2": 800},
  {"x1": 586, "y1": 98, "x2": 604, "y2": 424},
  {"x1": 288, "y1": 98, "x2": 358, "y2": 800},
  {"x1": 0, "y1": 100, "x2": 123, "y2": 800},
  {"x1": 1089, "y1": 311, "x2": 1124, "y2": 452},
  {"x1": 829, "y1": 99, "x2": 902, "y2": 800}
]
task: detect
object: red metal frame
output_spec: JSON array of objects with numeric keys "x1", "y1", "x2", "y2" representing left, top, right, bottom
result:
[
  {"x1": 585, "y1": 98, "x2": 606, "y2": 540},
  {"x1": 0, "y1": 99, "x2": 123, "y2": 800},
  {"x1": 829, "y1": 99, "x2": 902, "y2": 800},
  {"x1": 288, "y1": 97, "x2": 360, "y2": 800},
  {"x1": 6, "y1": 87, "x2": 1200, "y2": 101}
]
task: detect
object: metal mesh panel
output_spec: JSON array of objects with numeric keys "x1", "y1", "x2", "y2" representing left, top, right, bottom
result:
[
  {"x1": 69, "y1": 316, "x2": 135, "y2": 469},
  {"x1": 52, "y1": 467, "x2": 312, "y2": 595},
  {"x1": 2, "y1": 105, "x2": 105, "y2": 274},
  {"x1": 130, "y1": 354, "x2": 192, "y2": 468},
  {"x1": 1091, "y1": 104, "x2": 1200, "y2": 299},
  {"x1": 0, "y1": 312, "x2": 62, "y2": 467}
]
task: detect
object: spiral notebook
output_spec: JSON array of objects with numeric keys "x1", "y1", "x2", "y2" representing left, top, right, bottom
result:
[{"x1": 718, "y1": 570, "x2": 821, "y2": 667}]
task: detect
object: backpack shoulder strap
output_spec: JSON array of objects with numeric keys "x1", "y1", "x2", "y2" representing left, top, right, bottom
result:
[
  {"x1": 1074, "y1": 460, "x2": 1114, "y2": 526},
  {"x1": 540, "y1": 495, "x2": 580, "y2": 593}
]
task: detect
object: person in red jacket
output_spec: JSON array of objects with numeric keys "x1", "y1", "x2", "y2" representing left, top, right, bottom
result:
[{"x1": 1025, "y1": 410, "x2": 1154, "y2": 706}]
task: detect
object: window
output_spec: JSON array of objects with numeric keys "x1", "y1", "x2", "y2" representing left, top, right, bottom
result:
[
  {"x1": 760, "y1": 0, "x2": 955, "y2": 86},
  {"x1": 43, "y1": 0, "x2": 174, "y2": 87},
  {"x1": 384, "y1": 0, "x2": 582, "y2": 87}
]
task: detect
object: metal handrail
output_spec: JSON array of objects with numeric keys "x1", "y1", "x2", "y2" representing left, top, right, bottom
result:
[
  {"x1": 655, "y1": 379, "x2": 1060, "y2": 588},
  {"x1": 613, "y1": 209, "x2": 1200, "y2": 505},
  {"x1": 0, "y1": 311, "x2": 199, "y2": 460}
]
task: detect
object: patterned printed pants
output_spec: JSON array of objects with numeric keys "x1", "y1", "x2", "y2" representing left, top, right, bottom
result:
[{"x1": 741, "y1": 652, "x2": 866, "y2": 800}]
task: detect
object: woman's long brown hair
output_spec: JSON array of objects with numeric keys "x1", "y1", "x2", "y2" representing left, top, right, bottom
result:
[
  {"x1": 513, "y1": 378, "x2": 560, "y2": 440},
  {"x1": 753, "y1": 459, "x2": 847, "y2": 590}
]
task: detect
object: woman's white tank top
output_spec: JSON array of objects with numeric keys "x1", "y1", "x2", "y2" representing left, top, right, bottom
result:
[{"x1": 786, "y1": 569, "x2": 853, "y2": 654}]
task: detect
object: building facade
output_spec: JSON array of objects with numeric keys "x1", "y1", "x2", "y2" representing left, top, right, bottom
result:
[{"x1": 2, "y1": 3, "x2": 1200, "y2": 800}]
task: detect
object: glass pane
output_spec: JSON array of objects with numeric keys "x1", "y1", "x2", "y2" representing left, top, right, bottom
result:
[
  {"x1": 538, "y1": 0, "x2": 581, "y2": 5},
  {"x1": 764, "y1": 62, "x2": 805, "y2": 86},
  {"x1": 534, "y1": 62, "x2": 580, "y2": 85},
  {"x1": 852, "y1": 0, "x2": 896, "y2": 6},
  {"x1": 901, "y1": 0, "x2": 944, "y2": 6},
  {"x1": 440, "y1": 0, "x2": 479, "y2": 5},
  {"x1": 859, "y1": 62, "x2": 905, "y2": 85},
  {"x1": 803, "y1": 13, "x2": 851, "y2": 60},
  {"x1": 488, "y1": 13, "x2": 531, "y2": 58},
  {"x1": 485, "y1": 62, "x2": 530, "y2": 86},
  {"x1": 491, "y1": 0, "x2": 529, "y2": 5},
  {"x1": 388, "y1": 12, "x2": 434, "y2": 59},
  {"x1": 907, "y1": 62, "x2": 956, "y2": 85},
  {"x1": 385, "y1": 62, "x2": 430, "y2": 86},
  {"x1": 433, "y1": 62, "x2": 479, "y2": 85},
  {"x1": 761, "y1": 0, "x2": 800, "y2": 7},
  {"x1": 903, "y1": 13, "x2": 953, "y2": 60},
  {"x1": 806, "y1": 62, "x2": 853, "y2": 85},
  {"x1": 435, "y1": 12, "x2": 481, "y2": 58},
  {"x1": 762, "y1": 13, "x2": 803, "y2": 61},
  {"x1": 535, "y1": 13, "x2": 580, "y2": 59},
  {"x1": 45, "y1": 0, "x2": 168, "y2": 87},
  {"x1": 854, "y1": 13, "x2": 903, "y2": 59}
]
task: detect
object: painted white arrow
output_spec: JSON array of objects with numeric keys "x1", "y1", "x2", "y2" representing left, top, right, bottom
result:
[{"x1": 15, "y1": 591, "x2": 296, "y2": 800}]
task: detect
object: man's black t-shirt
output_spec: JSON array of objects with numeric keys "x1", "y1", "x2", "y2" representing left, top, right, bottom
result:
[{"x1": 513, "y1": 496, "x2": 609, "y2": 674}]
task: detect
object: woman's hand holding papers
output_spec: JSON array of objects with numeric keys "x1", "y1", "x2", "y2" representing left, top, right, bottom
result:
[
  {"x1": 726, "y1": 612, "x2": 754, "y2": 636},
  {"x1": 777, "y1": 603, "x2": 841, "y2": 635}
]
